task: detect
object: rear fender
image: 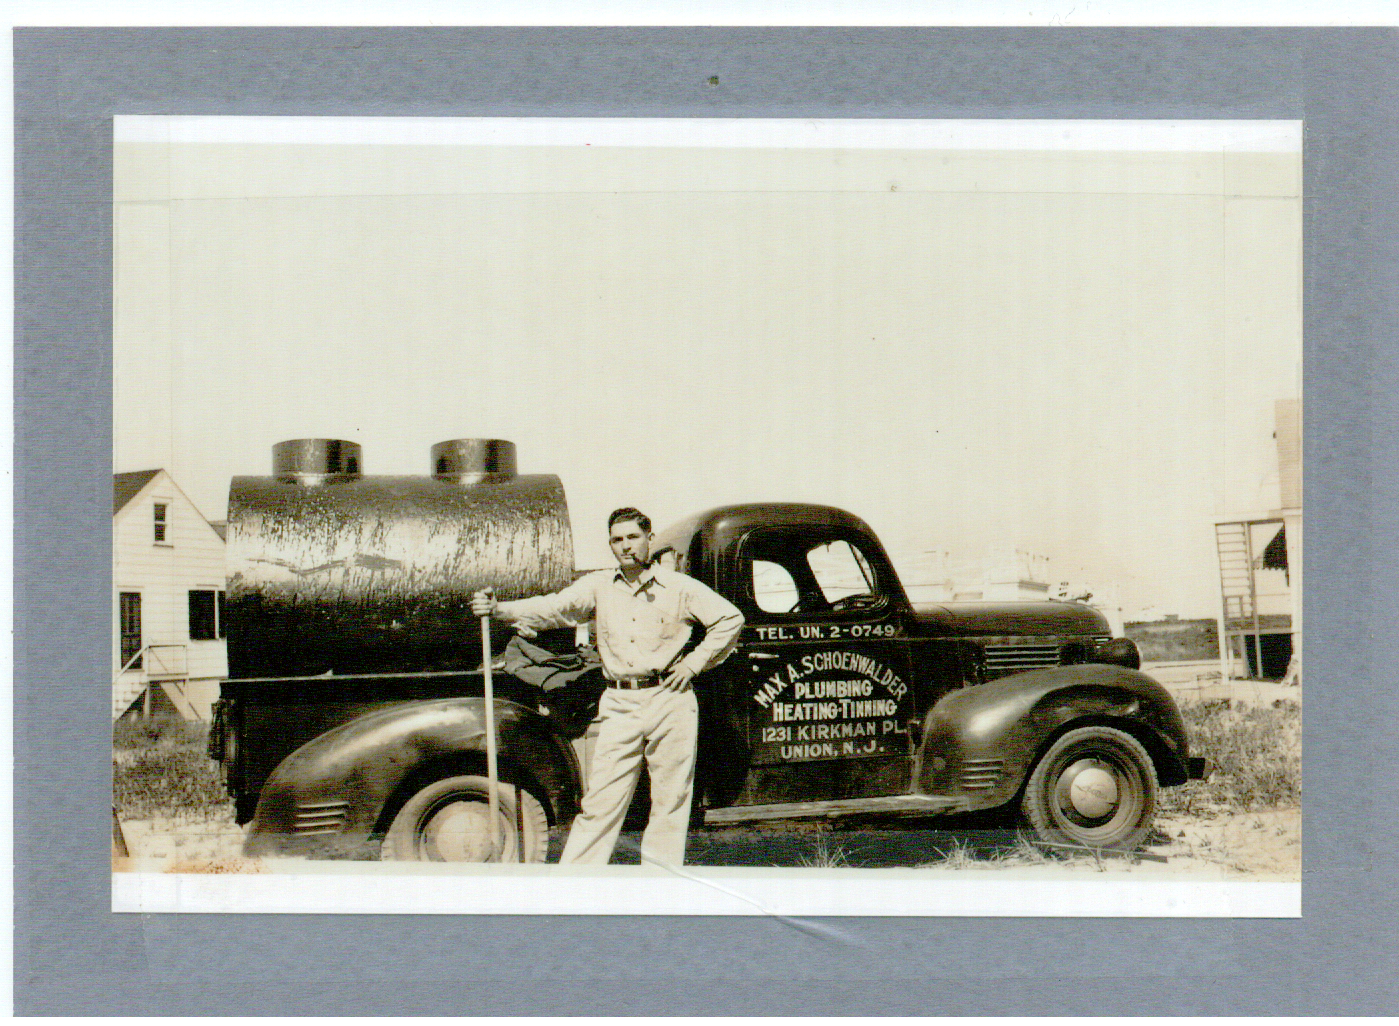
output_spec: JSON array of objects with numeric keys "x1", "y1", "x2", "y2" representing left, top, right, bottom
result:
[
  {"x1": 244, "y1": 697, "x2": 582, "y2": 858},
  {"x1": 916, "y1": 664, "x2": 1192, "y2": 811}
]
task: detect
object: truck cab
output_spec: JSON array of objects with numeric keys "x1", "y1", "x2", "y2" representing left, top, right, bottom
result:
[{"x1": 656, "y1": 505, "x2": 1202, "y2": 836}]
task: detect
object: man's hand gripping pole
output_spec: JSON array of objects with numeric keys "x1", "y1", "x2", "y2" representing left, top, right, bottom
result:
[{"x1": 480, "y1": 588, "x2": 502, "y2": 861}]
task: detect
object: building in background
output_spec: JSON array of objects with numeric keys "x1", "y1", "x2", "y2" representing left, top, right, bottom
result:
[
  {"x1": 897, "y1": 547, "x2": 1124, "y2": 636},
  {"x1": 1213, "y1": 398, "x2": 1303, "y2": 681},
  {"x1": 113, "y1": 470, "x2": 227, "y2": 720}
]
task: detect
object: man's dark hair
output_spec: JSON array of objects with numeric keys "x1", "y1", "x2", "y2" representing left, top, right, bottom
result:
[{"x1": 608, "y1": 507, "x2": 651, "y2": 533}]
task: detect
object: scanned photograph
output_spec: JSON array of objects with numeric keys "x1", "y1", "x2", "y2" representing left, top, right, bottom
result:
[{"x1": 110, "y1": 117, "x2": 1301, "y2": 914}]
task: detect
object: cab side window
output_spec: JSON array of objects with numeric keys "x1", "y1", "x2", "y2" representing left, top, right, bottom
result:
[
  {"x1": 806, "y1": 540, "x2": 876, "y2": 607},
  {"x1": 753, "y1": 559, "x2": 800, "y2": 613},
  {"x1": 745, "y1": 530, "x2": 884, "y2": 617}
]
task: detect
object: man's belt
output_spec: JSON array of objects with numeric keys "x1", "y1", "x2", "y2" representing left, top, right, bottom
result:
[{"x1": 607, "y1": 672, "x2": 663, "y2": 690}]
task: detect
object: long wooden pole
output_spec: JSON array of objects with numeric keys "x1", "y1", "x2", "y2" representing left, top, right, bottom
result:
[{"x1": 481, "y1": 614, "x2": 503, "y2": 861}]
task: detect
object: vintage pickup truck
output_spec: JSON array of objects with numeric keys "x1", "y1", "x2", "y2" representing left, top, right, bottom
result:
[{"x1": 211, "y1": 438, "x2": 1208, "y2": 862}]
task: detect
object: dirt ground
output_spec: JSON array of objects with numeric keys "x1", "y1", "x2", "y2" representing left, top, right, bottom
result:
[
  {"x1": 1153, "y1": 807, "x2": 1300, "y2": 878},
  {"x1": 114, "y1": 804, "x2": 1300, "y2": 879},
  {"x1": 114, "y1": 813, "x2": 255, "y2": 874}
]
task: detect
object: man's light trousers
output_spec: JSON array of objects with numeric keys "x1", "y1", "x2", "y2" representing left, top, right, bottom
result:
[{"x1": 559, "y1": 686, "x2": 698, "y2": 866}]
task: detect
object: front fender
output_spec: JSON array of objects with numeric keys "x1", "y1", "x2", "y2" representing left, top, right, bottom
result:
[
  {"x1": 244, "y1": 698, "x2": 582, "y2": 858},
  {"x1": 916, "y1": 665, "x2": 1192, "y2": 811}
]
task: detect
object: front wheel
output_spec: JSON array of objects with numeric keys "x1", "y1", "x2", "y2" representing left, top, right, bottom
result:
[
  {"x1": 382, "y1": 774, "x2": 549, "y2": 862},
  {"x1": 1021, "y1": 726, "x2": 1157, "y2": 852}
]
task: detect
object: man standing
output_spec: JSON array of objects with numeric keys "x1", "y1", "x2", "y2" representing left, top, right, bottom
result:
[{"x1": 471, "y1": 507, "x2": 744, "y2": 866}]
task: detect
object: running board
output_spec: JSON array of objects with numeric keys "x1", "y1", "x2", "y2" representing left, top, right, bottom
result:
[{"x1": 704, "y1": 793, "x2": 962, "y2": 825}]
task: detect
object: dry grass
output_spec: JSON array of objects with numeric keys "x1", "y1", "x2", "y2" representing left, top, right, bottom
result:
[
  {"x1": 113, "y1": 716, "x2": 231, "y2": 819},
  {"x1": 1159, "y1": 697, "x2": 1302, "y2": 816},
  {"x1": 915, "y1": 832, "x2": 1157, "y2": 871},
  {"x1": 797, "y1": 829, "x2": 851, "y2": 868},
  {"x1": 920, "y1": 834, "x2": 1052, "y2": 870}
]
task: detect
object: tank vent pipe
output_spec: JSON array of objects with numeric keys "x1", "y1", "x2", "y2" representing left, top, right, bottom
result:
[
  {"x1": 432, "y1": 439, "x2": 517, "y2": 484},
  {"x1": 272, "y1": 439, "x2": 363, "y2": 484}
]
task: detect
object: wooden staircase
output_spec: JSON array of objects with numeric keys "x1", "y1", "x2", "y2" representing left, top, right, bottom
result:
[
  {"x1": 1214, "y1": 522, "x2": 1257, "y2": 626},
  {"x1": 113, "y1": 644, "x2": 190, "y2": 720}
]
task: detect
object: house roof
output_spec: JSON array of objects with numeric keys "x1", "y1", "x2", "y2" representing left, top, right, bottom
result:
[{"x1": 113, "y1": 470, "x2": 161, "y2": 514}]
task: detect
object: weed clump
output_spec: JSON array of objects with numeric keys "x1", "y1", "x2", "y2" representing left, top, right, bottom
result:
[
  {"x1": 1160, "y1": 698, "x2": 1302, "y2": 814},
  {"x1": 113, "y1": 716, "x2": 230, "y2": 819},
  {"x1": 113, "y1": 715, "x2": 207, "y2": 752},
  {"x1": 798, "y1": 830, "x2": 851, "y2": 868}
]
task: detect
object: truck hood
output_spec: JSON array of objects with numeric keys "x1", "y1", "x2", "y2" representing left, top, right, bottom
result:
[{"x1": 911, "y1": 600, "x2": 1110, "y2": 638}]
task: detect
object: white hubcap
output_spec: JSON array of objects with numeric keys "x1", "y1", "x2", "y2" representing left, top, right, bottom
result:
[
  {"x1": 422, "y1": 800, "x2": 503, "y2": 861},
  {"x1": 1066, "y1": 762, "x2": 1119, "y2": 820}
]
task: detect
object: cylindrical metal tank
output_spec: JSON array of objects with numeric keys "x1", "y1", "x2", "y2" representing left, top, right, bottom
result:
[{"x1": 225, "y1": 438, "x2": 574, "y2": 680}]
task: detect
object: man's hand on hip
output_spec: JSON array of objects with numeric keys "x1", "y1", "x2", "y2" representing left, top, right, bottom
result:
[{"x1": 661, "y1": 664, "x2": 697, "y2": 692}]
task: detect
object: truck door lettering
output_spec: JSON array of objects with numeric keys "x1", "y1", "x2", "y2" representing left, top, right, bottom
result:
[
  {"x1": 781, "y1": 743, "x2": 842, "y2": 759},
  {"x1": 794, "y1": 679, "x2": 873, "y2": 699},
  {"x1": 752, "y1": 675, "x2": 788, "y2": 708},
  {"x1": 752, "y1": 623, "x2": 899, "y2": 643},
  {"x1": 751, "y1": 648, "x2": 913, "y2": 764}
]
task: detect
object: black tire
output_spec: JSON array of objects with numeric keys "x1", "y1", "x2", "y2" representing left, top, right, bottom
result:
[
  {"x1": 1021, "y1": 726, "x2": 1157, "y2": 852},
  {"x1": 383, "y1": 774, "x2": 549, "y2": 862}
]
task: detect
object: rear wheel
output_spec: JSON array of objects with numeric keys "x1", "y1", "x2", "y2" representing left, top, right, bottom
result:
[
  {"x1": 1021, "y1": 726, "x2": 1157, "y2": 852},
  {"x1": 383, "y1": 774, "x2": 549, "y2": 862}
]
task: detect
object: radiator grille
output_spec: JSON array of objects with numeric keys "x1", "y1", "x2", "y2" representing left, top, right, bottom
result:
[
  {"x1": 293, "y1": 799, "x2": 350, "y2": 836},
  {"x1": 960, "y1": 758, "x2": 1005, "y2": 791},
  {"x1": 983, "y1": 643, "x2": 1063, "y2": 679}
]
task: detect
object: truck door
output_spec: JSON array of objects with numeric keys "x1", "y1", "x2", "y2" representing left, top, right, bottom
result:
[{"x1": 730, "y1": 526, "x2": 916, "y2": 806}]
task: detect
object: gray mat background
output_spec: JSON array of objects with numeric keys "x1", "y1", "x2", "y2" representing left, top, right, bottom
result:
[{"x1": 12, "y1": 27, "x2": 1397, "y2": 1015}]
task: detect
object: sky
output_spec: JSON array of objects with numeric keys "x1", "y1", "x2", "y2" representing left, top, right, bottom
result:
[{"x1": 112, "y1": 117, "x2": 1302, "y2": 620}]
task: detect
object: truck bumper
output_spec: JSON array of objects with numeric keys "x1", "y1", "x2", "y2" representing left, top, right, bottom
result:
[{"x1": 1186, "y1": 756, "x2": 1214, "y2": 780}]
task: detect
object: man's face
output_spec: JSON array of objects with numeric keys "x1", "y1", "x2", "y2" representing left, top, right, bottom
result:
[{"x1": 609, "y1": 519, "x2": 653, "y2": 571}]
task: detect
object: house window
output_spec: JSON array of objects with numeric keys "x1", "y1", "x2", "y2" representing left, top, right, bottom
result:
[
  {"x1": 153, "y1": 503, "x2": 168, "y2": 543},
  {"x1": 189, "y1": 589, "x2": 224, "y2": 640},
  {"x1": 120, "y1": 592, "x2": 142, "y2": 668}
]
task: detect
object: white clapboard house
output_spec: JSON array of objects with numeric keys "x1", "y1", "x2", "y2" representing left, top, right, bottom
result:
[{"x1": 113, "y1": 470, "x2": 227, "y2": 720}]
